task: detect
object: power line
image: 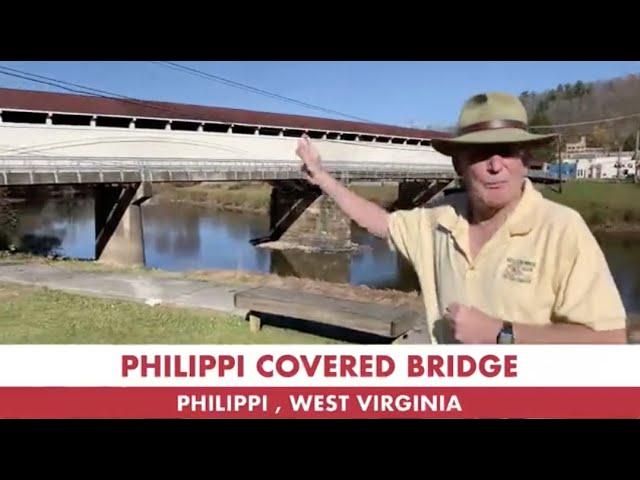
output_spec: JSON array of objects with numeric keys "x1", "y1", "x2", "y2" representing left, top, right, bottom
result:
[
  {"x1": 0, "y1": 64, "x2": 435, "y2": 143},
  {"x1": 152, "y1": 61, "x2": 382, "y2": 125},
  {"x1": 0, "y1": 65, "x2": 195, "y2": 119},
  {"x1": 0, "y1": 68, "x2": 104, "y2": 97},
  {"x1": 0, "y1": 65, "x2": 134, "y2": 100},
  {"x1": 6, "y1": 63, "x2": 637, "y2": 134},
  {"x1": 529, "y1": 111, "x2": 640, "y2": 130},
  {"x1": 0, "y1": 63, "x2": 391, "y2": 128}
]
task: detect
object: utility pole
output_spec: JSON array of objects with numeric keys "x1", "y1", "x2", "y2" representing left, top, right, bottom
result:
[
  {"x1": 635, "y1": 126, "x2": 639, "y2": 184},
  {"x1": 557, "y1": 134, "x2": 562, "y2": 193},
  {"x1": 617, "y1": 143, "x2": 622, "y2": 181}
]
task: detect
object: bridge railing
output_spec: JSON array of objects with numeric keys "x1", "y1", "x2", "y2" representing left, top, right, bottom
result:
[
  {"x1": 0, "y1": 155, "x2": 557, "y2": 185},
  {"x1": 0, "y1": 156, "x2": 455, "y2": 174}
]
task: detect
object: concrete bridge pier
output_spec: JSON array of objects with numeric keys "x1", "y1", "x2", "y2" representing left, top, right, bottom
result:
[
  {"x1": 251, "y1": 180, "x2": 355, "y2": 252},
  {"x1": 95, "y1": 182, "x2": 152, "y2": 266}
]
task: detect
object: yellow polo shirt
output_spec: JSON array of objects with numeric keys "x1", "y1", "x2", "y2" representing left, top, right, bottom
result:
[{"x1": 388, "y1": 178, "x2": 627, "y2": 344}]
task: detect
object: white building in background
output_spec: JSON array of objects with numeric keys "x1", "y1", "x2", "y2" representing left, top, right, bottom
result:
[
  {"x1": 563, "y1": 154, "x2": 635, "y2": 179},
  {"x1": 563, "y1": 136, "x2": 605, "y2": 159},
  {"x1": 575, "y1": 158, "x2": 592, "y2": 179},
  {"x1": 565, "y1": 136, "x2": 587, "y2": 154},
  {"x1": 590, "y1": 159, "x2": 621, "y2": 179}
]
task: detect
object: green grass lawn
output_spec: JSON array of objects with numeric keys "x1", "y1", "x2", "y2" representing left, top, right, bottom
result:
[
  {"x1": 350, "y1": 182, "x2": 399, "y2": 207},
  {"x1": 541, "y1": 181, "x2": 640, "y2": 227},
  {"x1": 0, "y1": 279, "x2": 637, "y2": 344},
  {"x1": 155, "y1": 181, "x2": 401, "y2": 212},
  {"x1": 0, "y1": 282, "x2": 341, "y2": 344},
  {"x1": 155, "y1": 182, "x2": 272, "y2": 213}
]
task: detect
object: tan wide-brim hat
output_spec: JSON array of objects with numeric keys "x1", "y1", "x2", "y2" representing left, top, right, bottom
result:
[{"x1": 431, "y1": 92, "x2": 557, "y2": 156}]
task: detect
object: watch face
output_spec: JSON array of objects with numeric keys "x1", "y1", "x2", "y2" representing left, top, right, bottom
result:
[
  {"x1": 497, "y1": 322, "x2": 514, "y2": 344},
  {"x1": 498, "y1": 332, "x2": 514, "y2": 344}
]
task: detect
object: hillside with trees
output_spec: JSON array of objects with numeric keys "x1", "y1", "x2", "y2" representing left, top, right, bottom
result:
[{"x1": 520, "y1": 73, "x2": 640, "y2": 153}]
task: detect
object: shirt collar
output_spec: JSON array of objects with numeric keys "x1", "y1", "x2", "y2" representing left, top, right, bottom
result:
[{"x1": 437, "y1": 178, "x2": 540, "y2": 237}]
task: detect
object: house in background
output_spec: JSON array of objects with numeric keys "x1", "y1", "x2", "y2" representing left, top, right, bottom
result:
[{"x1": 550, "y1": 153, "x2": 635, "y2": 180}]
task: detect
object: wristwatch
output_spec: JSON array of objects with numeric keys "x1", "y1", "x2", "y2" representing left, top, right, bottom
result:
[{"x1": 496, "y1": 321, "x2": 515, "y2": 344}]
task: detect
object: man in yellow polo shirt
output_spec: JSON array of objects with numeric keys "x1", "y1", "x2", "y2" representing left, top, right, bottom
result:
[{"x1": 295, "y1": 92, "x2": 628, "y2": 344}]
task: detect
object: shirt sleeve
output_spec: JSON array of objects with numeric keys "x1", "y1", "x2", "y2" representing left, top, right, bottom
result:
[
  {"x1": 387, "y1": 208, "x2": 425, "y2": 267},
  {"x1": 552, "y1": 215, "x2": 627, "y2": 332}
]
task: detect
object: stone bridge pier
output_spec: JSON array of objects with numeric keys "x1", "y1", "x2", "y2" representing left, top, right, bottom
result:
[
  {"x1": 390, "y1": 179, "x2": 458, "y2": 211},
  {"x1": 252, "y1": 177, "x2": 459, "y2": 253},
  {"x1": 251, "y1": 179, "x2": 356, "y2": 252},
  {"x1": 95, "y1": 182, "x2": 152, "y2": 266}
]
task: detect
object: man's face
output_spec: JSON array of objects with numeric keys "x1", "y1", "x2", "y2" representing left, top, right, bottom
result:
[{"x1": 454, "y1": 144, "x2": 528, "y2": 210}]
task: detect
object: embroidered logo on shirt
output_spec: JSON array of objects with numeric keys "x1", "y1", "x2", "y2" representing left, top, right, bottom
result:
[{"x1": 503, "y1": 257, "x2": 536, "y2": 283}]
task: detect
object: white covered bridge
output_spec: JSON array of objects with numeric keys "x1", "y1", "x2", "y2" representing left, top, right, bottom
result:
[
  {"x1": 0, "y1": 87, "x2": 456, "y2": 185},
  {"x1": 0, "y1": 87, "x2": 553, "y2": 265}
]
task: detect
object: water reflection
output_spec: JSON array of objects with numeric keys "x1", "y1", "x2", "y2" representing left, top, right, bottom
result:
[
  {"x1": 270, "y1": 249, "x2": 350, "y2": 283},
  {"x1": 594, "y1": 232, "x2": 640, "y2": 315}
]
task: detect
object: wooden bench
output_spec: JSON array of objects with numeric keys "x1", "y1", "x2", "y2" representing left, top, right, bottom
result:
[{"x1": 234, "y1": 286, "x2": 423, "y2": 339}]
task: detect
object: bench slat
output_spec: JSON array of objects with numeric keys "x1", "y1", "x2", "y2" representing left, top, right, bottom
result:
[{"x1": 234, "y1": 286, "x2": 421, "y2": 337}]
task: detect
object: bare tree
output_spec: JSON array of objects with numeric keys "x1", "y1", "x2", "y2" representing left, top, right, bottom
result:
[{"x1": 0, "y1": 188, "x2": 17, "y2": 249}]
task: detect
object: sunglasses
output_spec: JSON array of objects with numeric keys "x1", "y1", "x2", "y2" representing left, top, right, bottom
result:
[{"x1": 457, "y1": 145, "x2": 527, "y2": 163}]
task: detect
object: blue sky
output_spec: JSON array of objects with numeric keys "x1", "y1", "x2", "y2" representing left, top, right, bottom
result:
[{"x1": 0, "y1": 61, "x2": 637, "y2": 129}]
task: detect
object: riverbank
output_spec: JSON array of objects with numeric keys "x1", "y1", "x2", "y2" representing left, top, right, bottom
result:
[
  {"x1": 153, "y1": 182, "x2": 400, "y2": 213},
  {"x1": 1, "y1": 254, "x2": 637, "y2": 343},
  {"x1": 153, "y1": 182, "x2": 272, "y2": 213},
  {"x1": 540, "y1": 181, "x2": 640, "y2": 233},
  {"x1": 0, "y1": 253, "x2": 424, "y2": 312},
  {"x1": 154, "y1": 180, "x2": 640, "y2": 233},
  {"x1": 0, "y1": 254, "x2": 418, "y2": 344}
]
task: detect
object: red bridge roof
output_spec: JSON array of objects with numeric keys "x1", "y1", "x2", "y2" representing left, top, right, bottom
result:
[{"x1": 0, "y1": 87, "x2": 450, "y2": 140}]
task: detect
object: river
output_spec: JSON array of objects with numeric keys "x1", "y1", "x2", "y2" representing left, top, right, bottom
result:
[{"x1": 10, "y1": 195, "x2": 640, "y2": 316}]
